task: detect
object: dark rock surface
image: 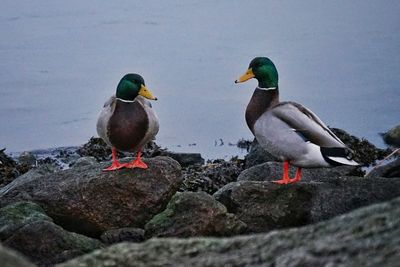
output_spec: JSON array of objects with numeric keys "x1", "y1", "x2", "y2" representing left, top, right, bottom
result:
[
  {"x1": 0, "y1": 202, "x2": 102, "y2": 266},
  {"x1": 101, "y1": 228, "x2": 145, "y2": 244},
  {"x1": 0, "y1": 201, "x2": 49, "y2": 241},
  {"x1": 1, "y1": 147, "x2": 68, "y2": 189},
  {"x1": 214, "y1": 177, "x2": 400, "y2": 233},
  {"x1": 145, "y1": 192, "x2": 246, "y2": 238},
  {"x1": 0, "y1": 243, "x2": 34, "y2": 267},
  {"x1": 365, "y1": 158, "x2": 400, "y2": 178},
  {"x1": 238, "y1": 161, "x2": 358, "y2": 182},
  {"x1": 244, "y1": 138, "x2": 277, "y2": 169},
  {"x1": 17, "y1": 152, "x2": 37, "y2": 167},
  {"x1": 70, "y1": 156, "x2": 98, "y2": 168},
  {"x1": 0, "y1": 156, "x2": 182, "y2": 237},
  {"x1": 0, "y1": 149, "x2": 23, "y2": 188},
  {"x1": 381, "y1": 124, "x2": 400, "y2": 147},
  {"x1": 76, "y1": 137, "x2": 113, "y2": 161},
  {"x1": 59, "y1": 196, "x2": 400, "y2": 267},
  {"x1": 160, "y1": 152, "x2": 205, "y2": 167},
  {"x1": 179, "y1": 158, "x2": 243, "y2": 194}
]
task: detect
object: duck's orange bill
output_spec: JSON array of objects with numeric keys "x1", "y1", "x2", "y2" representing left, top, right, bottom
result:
[{"x1": 235, "y1": 68, "x2": 255, "y2": 83}]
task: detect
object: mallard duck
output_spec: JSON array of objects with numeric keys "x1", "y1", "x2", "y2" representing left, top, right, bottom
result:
[
  {"x1": 235, "y1": 57, "x2": 358, "y2": 184},
  {"x1": 97, "y1": 73, "x2": 159, "y2": 171}
]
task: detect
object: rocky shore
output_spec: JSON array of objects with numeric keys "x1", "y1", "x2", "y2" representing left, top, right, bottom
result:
[{"x1": 0, "y1": 127, "x2": 399, "y2": 266}]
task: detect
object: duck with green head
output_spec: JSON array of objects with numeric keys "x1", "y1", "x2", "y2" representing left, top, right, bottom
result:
[
  {"x1": 97, "y1": 73, "x2": 159, "y2": 171},
  {"x1": 235, "y1": 57, "x2": 358, "y2": 184}
]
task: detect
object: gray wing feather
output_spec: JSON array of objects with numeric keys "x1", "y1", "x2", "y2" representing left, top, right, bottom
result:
[
  {"x1": 96, "y1": 96, "x2": 116, "y2": 146},
  {"x1": 103, "y1": 95, "x2": 116, "y2": 108},
  {"x1": 272, "y1": 101, "x2": 345, "y2": 147}
]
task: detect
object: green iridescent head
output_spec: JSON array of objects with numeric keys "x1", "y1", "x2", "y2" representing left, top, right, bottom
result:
[
  {"x1": 235, "y1": 57, "x2": 279, "y2": 88},
  {"x1": 116, "y1": 73, "x2": 157, "y2": 101}
]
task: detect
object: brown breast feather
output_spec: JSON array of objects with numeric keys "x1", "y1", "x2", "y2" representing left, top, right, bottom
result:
[
  {"x1": 108, "y1": 100, "x2": 149, "y2": 152},
  {"x1": 246, "y1": 89, "x2": 279, "y2": 133}
]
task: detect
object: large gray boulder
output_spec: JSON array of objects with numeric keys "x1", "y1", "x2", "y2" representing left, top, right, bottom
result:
[
  {"x1": 58, "y1": 196, "x2": 400, "y2": 267},
  {"x1": 145, "y1": 192, "x2": 246, "y2": 238},
  {"x1": 0, "y1": 156, "x2": 182, "y2": 237},
  {"x1": 214, "y1": 177, "x2": 400, "y2": 233},
  {"x1": 0, "y1": 202, "x2": 102, "y2": 266},
  {"x1": 0, "y1": 243, "x2": 34, "y2": 267}
]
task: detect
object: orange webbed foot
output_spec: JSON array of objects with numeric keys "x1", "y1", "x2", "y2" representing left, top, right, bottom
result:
[
  {"x1": 103, "y1": 161, "x2": 125, "y2": 171},
  {"x1": 103, "y1": 148, "x2": 125, "y2": 171},
  {"x1": 273, "y1": 178, "x2": 292, "y2": 185},
  {"x1": 124, "y1": 159, "x2": 148, "y2": 169},
  {"x1": 272, "y1": 162, "x2": 302, "y2": 184},
  {"x1": 124, "y1": 150, "x2": 148, "y2": 169}
]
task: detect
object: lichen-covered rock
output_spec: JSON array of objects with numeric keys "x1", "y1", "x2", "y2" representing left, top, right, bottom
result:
[
  {"x1": 179, "y1": 159, "x2": 243, "y2": 194},
  {"x1": 101, "y1": 228, "x2": 145, "y2": 244},
  {"x1": 381, "y1": 124, "x2": 400, "y2": 147},
  {"x1": 71, "y1": 156, "x2": 98, "y2": 168},
  {"x1": 214, "y1": 177, "x2": 400, "y2": 233},
  {"x1": 0, "y1": 202, "x2": 102, "y2": 266},
  {"x1": 0, "y1": 163, "x2": 60, "y2": 200},
  {"x1": 17, "y1": 152, "x2": 37, "y2": 167},
  {"x1": 145, "y1": 192, "x2": 246, "y2": 238},
  {"x1": 0, "y1": 201, "x2": 50, "y2": 240},
  {"x1": 0, "y1": 243, "x2": 34, "y2": 267},
  {"x1": 58, "y1": 196, "x2": 400, "y2": 267},
  {"x1": 365, "y1": 158, "x2": 400, "y2": 178},
  {"x1": 238, "y1": 161, "x2": 358, "y2": 182},
  {"x1": 0, "y1": 156, "x2": 182, "y2": 237},
  {"x1": 0, "y1": 149, "x2": 21, "y2": 188}
]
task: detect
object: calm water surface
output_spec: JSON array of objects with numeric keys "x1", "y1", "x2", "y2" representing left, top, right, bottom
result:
[{"x1": 0, "y1": 1, "x2": 399, "y2": 159}]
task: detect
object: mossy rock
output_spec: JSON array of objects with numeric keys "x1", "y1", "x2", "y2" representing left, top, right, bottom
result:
[{"x1": 145, "y1": 192, "x2": 246, "y2": 238}]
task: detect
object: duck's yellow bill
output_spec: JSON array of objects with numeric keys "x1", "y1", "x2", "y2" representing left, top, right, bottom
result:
[
  {"x1": 139, "y1": 84, "x2": 158, "y2": 100},
  {"x1": 235, "y1": 68, "x2": 255, "y2": 83}
]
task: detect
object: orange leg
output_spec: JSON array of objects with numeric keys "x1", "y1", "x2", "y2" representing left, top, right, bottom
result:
[
  {"x1": 290, "y1": 167, "x2": 302, "y2": 183},
  {"x1": 273, "y1": 161, "x2": 302, "y2": 184},
  {"x1": 124, "y1": 150, "x2": 148, "y2": 169},
  {"x1": 103, "y1": 148, "x2": 125, "y2": 171},
  {"x1": 273, "y1": 161, "x2": 291, "y2": 184}
]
